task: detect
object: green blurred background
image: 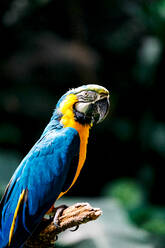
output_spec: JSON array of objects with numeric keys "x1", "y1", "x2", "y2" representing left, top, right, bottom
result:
[{"x1": 1, "y1": 0, "x2": 165, "y2": 247}]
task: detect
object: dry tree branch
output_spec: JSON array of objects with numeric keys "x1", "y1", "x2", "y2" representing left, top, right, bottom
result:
[{"x1": 24, "y1": 202, "x2": 102, "y2": 248}]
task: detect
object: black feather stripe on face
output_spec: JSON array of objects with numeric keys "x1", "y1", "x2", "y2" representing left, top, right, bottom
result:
[{"x1": 73, "y1": 104, "x2": 93, "y2": 125}]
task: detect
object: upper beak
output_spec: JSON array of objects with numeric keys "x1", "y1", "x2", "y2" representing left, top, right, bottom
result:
[
  {"x1": 97, "y1": 96, "x2": 110, "y2": 123},
  {"x1": 93, "y1": 94, "x2": 110, "y2": 124}
]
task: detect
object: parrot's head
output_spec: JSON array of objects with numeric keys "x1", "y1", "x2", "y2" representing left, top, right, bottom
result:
[{"x1": 56, "y1": 84, "x2": 110, "y2": 127}]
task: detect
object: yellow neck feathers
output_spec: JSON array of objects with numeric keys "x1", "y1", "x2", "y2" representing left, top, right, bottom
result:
[
  {"x1": 60, "y1": 94, "x2": 90, "y2": 140},
  {"x1": 58, "y1": 94, "x2": 90, "y2": 198}
]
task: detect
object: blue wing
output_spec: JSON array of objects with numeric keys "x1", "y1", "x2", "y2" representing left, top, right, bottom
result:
[{"x1": 0, "y1": 127, "x2": 80, "y2": 248}]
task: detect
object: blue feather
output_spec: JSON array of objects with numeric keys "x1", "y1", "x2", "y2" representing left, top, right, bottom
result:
[{"x1": 0, "y1": 123, "x2": 80, "y2": 248}]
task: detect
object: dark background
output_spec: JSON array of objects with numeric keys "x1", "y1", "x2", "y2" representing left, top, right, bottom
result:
[{"x1": 0, "y1": 0, "x2": 165, "y2": 206}]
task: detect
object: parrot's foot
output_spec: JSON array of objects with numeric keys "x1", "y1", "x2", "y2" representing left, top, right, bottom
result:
[{"x1": 53, "y1": 204, "x2": 68, "y2": 228}]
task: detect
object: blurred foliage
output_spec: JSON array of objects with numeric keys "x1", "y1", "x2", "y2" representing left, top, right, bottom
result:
[
  {"x1": 0, "y1": 149, "x2": 21, "y2": 197},
  {"x1": 102, "y1": 178, "x2": 145, "y2": 209},
  {"x1": 102, "y1": 178, "x2": 165, "y2": 247}
]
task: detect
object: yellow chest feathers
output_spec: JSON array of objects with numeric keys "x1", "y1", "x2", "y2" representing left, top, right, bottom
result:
[{"x1": 58, "y1": 94, "x2": 90, "y2": 198}]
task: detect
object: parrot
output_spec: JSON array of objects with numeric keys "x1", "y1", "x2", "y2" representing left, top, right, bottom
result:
[{"x1": 0, "y1": 84, "x2": 110, "y2": 248}]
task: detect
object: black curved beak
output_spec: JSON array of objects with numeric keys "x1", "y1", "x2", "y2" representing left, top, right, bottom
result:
[{"x1": 92, "y1": 95, "x2": 110, "y2": 124}]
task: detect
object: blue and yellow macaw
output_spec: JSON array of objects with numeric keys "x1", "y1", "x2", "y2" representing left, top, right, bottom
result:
[{"x1": 0, "y1": 84, "x2": 109, "y2": 248}]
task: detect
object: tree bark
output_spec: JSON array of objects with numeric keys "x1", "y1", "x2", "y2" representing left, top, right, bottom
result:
[{"x1": 24, "y1": 202, "x2": 102, "y2": 248}]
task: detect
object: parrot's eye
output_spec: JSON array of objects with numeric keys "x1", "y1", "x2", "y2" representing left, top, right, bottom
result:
[{"x1": 78, "y1": 91, "x2": 97, "y2": 102}]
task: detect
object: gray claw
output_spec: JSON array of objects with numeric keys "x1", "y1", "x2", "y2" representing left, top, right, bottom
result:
[
  {"x1": 70, "y1": 224, "x2": 79, "y2": 232},
  {"x1": 53, "y1": 204, "x2": 68, "y2": 228}
]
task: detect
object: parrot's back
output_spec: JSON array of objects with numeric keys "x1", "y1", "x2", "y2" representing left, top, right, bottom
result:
[{"x1": 0, "y1": 127, "x2": 80, "y2": 248}]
